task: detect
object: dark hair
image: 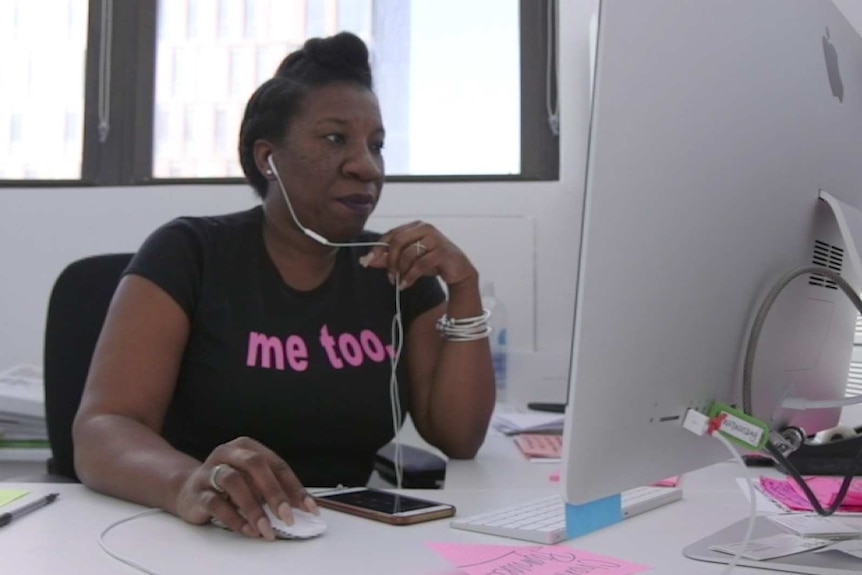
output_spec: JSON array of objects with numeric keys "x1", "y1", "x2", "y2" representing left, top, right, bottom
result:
[
  {"x1": 239, "y1": 32, "x2": 374, "y2": 198},
  {"x1": 276, "y1": 31, "x2": 372, "y2": 89}
]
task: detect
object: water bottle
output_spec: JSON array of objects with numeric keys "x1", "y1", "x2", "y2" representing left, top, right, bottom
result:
[{"x1": 481, "y1": 281, "x2": 508, "y2": 403}]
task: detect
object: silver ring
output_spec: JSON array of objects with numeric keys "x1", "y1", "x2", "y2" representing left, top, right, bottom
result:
[
  {"x1": 415, "y1": 241, "x2": 427, "y2": 255},
  {"x1": 209, "y1": 464, "x2": 227, "y2": 494}
]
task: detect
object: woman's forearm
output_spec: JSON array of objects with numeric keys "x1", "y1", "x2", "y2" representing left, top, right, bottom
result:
[
  {"x1": 426, "y1": 346, "x2": 495, "y2": 457},
  {"x1": 73, "y1": 413, "x2": 200, "y2": 515},
  {"x1": 424, "y1": 280, "x2": 496, "y2": 458}
]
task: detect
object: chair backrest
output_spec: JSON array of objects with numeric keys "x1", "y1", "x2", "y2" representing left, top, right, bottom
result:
[{"x1": 43, "y1": 253, "x2": 134, "y2": 481}]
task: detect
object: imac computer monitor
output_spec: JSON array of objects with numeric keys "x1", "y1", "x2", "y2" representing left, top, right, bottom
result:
[{"x1": 562, "y1": 0, "x2": 862, "y2": 511}]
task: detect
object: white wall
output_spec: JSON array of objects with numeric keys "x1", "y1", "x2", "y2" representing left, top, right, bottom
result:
[
  {"x1": 835, "y1": 0, "x2": 862, "y2": 31},
  {"x1": 0, "y1": 0, "x2": 595, "y2": 403}
]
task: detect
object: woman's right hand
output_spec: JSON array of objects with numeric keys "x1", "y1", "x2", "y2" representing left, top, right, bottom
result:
[{"x1": 175, "y1": 436, "x2": 318, "y2": 540}]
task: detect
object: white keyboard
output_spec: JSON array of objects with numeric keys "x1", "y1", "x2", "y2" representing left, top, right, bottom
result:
[{"x1": 450, "y1": 485, "x2": 683, "y2": 544}]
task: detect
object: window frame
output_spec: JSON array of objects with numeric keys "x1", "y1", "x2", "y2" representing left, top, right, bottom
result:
[{"x1": 0, "y1": 0, "x2": 558, "y2": 188}]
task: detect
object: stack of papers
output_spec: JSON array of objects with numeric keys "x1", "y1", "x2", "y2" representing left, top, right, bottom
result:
[
  {"x1": 767, "y1": 513, "x2": 861, "y2": 540},
  {"x1": 0, "y1": 364, "x2": 47, "y2": 444},
  {"x1": 710, "y1": 533, "x2": 834, "y2": 561},
  {"x1": 491, "y1": 412, "x2": 564, "y2": 436},
  {"x1": 815, "y1": 539, "x2": 862, "y2": 559}
]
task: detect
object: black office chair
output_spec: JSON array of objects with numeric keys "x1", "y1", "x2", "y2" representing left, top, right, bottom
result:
[
  {"x1": 43, "y1": 253, "x2": 134, "y2": 481},
  {"x1": 37, "y1": 253, "x2": 445, "y2": 487}
]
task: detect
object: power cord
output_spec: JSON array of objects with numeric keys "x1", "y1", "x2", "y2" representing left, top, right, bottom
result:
[
  {"x1": 683, "y1": 409, "x2": 758, "y2": 575},
  {"x1": 713, "y1": 431, "x2": 759, "y2": 575},
  {"x1": 741, "y1": 264, "x2": 862, "y2": 514},
  {"x1": 742, "y1": 265, "x2": 862, "y2": 416},
  {"x1": 763, "y1": 439, "x2": 862, "y2": 516}
]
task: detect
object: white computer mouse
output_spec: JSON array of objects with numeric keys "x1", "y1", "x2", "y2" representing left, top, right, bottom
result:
[
  {"x1": 212, "y1": 504, "x2": 327, "y2": 540},
  {"x1": 263, "y1": 504, "x2": 327, "y2": 539}
]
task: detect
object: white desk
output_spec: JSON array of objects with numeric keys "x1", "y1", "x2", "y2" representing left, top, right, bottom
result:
[
  {"x1": 0, "y1": 432, "x2": 809, "y2": 575},
  {"x1": 445, "y1": 431, "x2": 556, "y2": 489}
]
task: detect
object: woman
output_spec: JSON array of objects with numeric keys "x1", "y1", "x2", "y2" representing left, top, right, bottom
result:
[{"x1": 73, "y1": 31, "x2": 495, "y2": 541}]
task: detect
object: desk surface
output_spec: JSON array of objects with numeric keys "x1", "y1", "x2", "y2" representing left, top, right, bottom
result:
[{"x1": 0, "y1": 432, "x2": 804, "y2": 575}]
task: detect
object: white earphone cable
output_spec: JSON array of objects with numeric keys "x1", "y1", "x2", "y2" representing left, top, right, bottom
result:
[
  {"x1": 96, "y1": 161, "x2": 409, "y2": 574},
  {"x1": 268, "y1": 155, "x2": 405, "y2": 488},
  {"x1": 98, "y1": 508, "x2": 165, "y2": 575}
]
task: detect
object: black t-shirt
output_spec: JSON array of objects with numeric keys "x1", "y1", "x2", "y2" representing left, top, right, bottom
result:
[{"x1": 125, "y1": 206, "x2": 445, "y2": 487}]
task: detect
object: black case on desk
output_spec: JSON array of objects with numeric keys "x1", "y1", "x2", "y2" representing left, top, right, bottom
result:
[
  {"x1": 781, "y1": 425, "x2": 862, "y2": 476},
  {"x1": 374, "y1": 444, "x2": 447, "y2": 489}
]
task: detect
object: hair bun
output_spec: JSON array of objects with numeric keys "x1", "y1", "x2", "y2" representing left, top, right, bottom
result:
[
  {"x1": 304, "y1": 32, "x2": 370, "y2": 71},
  {"x1": 274, "y1": 31, "x2": 372, "y2": 89}
]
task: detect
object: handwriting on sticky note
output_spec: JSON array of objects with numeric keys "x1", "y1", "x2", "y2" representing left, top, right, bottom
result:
[
  {"x1": 760, "y1": 476, "x2": 862, "y2": 512},
  {"x1": 0, "y1": 489, "x2": 29, "y2": 508},
  {"x1": 514, "y1": 434, "x2": 563, "y2": 459},
  {"x1": 759, "y1": 477, "x2": 817, "y2": 511},
  {"x1": 788, "y1": 476, "x2": 862, "y2": 507},
  {"x1": 428, "y1": 542, "x2": 651, "y2": 575}
]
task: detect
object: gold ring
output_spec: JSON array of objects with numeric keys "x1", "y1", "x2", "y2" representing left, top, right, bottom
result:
[{"x1": 209, "y1": 464, "x2": 227, "y2": 493}]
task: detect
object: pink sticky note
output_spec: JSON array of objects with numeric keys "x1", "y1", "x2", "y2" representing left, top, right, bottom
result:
[
  {"x1": 760, "y1": 476, "x2": 862, "y2": 512},
  {"x1": 650, "y1": 476, "x2": 679, "y2": 487},
  {"x1": 759, "y1": 476, "x2": 815, "y2": 510},
  {"x1": 513, "y1": 434, "x2": 563, "y2": 459},
  {"x1": 549, "y1": 470, "x2": 561, "y2": 482},
  {"x1": 788, "y1": 476, "x2": 862, "y2": 507},
  {"x1": 427, "y1": 542, "x2": 651, "y2": 575}
]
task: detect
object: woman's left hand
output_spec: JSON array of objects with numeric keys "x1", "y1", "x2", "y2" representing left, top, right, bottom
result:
[{"x1": 359, "y1": 221, "x2": 477, "y2": 290}]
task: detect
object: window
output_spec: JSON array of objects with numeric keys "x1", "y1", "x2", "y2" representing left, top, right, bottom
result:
[
  {"x1": 0, "y1": 0, "x2": 88, "y2": 180},
  {"x1": 0, "y1": 0, "x2": 558, "y2": 186}
]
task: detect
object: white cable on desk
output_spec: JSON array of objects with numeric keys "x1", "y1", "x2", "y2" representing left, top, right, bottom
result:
[
  {"x1": 99, "y1": 508, "x2": 164, "y2": 575},
  {"x1": 711, "y1": 431, "x2": 758, "y2": 575}
]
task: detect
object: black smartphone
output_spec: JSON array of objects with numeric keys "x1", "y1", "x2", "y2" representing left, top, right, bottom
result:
[{"x1": 312, "y1": 487, "x2": 455, "y2": 525}]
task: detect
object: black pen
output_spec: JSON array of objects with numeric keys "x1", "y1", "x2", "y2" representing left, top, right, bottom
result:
[{"x1": 0, "y1": 493, "x2": 59, "y2": 527}]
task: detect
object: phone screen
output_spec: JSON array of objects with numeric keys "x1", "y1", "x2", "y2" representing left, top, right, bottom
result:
[{"x1": 318, "y1": 490, "x2": 442, "y2": 514}]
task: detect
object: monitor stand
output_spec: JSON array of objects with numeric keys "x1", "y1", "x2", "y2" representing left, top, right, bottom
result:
[
  {"x1": 683, "y1": 191, "x2": 862, "y2": 575},
  {"x1": 683, "y1": 516, "x2": 860, "y2": 575},
  {"x1": 819, "y1": 190, "x2": 862, "y2": 285}
]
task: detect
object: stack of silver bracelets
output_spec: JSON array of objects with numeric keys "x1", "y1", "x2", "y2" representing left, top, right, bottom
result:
[{"x1": 435, "y1": 309, "x2": 492, "y2": 342}]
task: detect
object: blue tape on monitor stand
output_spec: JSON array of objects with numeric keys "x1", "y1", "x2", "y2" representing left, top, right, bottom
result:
[{"x1": 565, "y1": 493, "x2": 623, "y2": 539}]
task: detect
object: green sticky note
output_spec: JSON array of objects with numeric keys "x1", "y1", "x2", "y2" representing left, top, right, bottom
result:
[{"x1": 0, "y1": 489, "x2": 30, "y2": 508}]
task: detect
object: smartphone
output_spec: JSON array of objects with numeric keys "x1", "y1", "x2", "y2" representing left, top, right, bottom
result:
[{"x1": 312, "y1": 487, "x2": 455, "y2": 525}]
